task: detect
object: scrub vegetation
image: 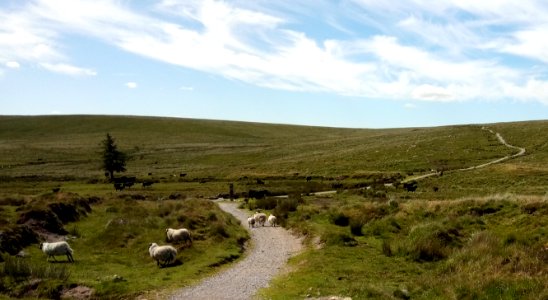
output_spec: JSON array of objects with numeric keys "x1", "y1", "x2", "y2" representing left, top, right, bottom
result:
[{"x1": 0, "y1": 115, "x2": 546, "y2": 299}]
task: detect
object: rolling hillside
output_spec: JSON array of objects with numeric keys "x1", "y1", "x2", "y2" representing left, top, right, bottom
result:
[
  {"x1": 1, "y1": 115, "x2": 545, "y2": 183},
  {"x1": 0, "y1": 115, "x2": 546, "y2": 299}
]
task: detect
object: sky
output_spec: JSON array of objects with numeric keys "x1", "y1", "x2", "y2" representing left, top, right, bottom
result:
[{"x1": 1, "y1": 0, "x2": 547, "y2": 128}]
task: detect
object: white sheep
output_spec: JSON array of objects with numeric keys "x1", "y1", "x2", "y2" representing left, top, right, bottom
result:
[
  {"x1": 247, "y1": 217, "x2": 256, "y2": 228},
  {"x1": 166, "y1": 228, "x2": 192, "y2": 245},
  {"x1": 268, "y1": 214, "x2": 277, "y2": 227},
  {"x1": 149, "y1": 243, "x2": 177, "y2": 267},
  {"x1": 39, "y1": 241, "x2": 74, "y2": 262},
  {"x1": 254, "y1": 212, "x2": 267, "y2": 227}
]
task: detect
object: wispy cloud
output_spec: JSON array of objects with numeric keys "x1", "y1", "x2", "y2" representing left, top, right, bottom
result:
[
  {"x1": 1, "y1": 0, "x2": 548, "y2": 105},
  {"x1": 125, "y1": 82, "x2": 137, "y2": 89},
  {"x1": 404, "y1": 103, "x2": 416, "y2": 109},
  {"x1": 40, "y1": 62, "x2": 96, "y2": 76},
  {"x1": 5, "y1": 61, "x2": 20, "y2": 69},
  {"x1": 179, "y1": 86, "x2": 194, "y2": 91}
]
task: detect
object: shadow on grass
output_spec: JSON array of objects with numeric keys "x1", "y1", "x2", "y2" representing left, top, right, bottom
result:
[{"x1": 160, "y1": 259, "x2": 183, "y2": 268}]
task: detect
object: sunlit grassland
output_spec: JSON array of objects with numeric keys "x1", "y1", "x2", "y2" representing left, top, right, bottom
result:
[
  {"x1": 0, "y1": 116, "x2": 527, "y2": 182},
  {"x1": 1, "y1": 193, "x2": 249, "y2": 299},
  {"x1": 259, "y1": 193, "x2": 547, "y2": 299},
  {"x1": 1, "y1": 115, "x2": 546, "y2": 299}
]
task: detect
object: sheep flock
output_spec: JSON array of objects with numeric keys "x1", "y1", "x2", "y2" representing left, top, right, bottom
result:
[{"x1": 34, "y1": 205, "x2": 280, "y2": 270}]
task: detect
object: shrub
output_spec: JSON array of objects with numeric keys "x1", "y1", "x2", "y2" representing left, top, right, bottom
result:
[
  {"x1": 363, "y1": 217, "x2": 402, "y2": 237},
  {"x1": 404, "y1": 223, "x2": 462, "y2": 262},
  {"x1": 273, "y1": 197, "x2": 300, "y2": 218},
  {"x1": 349, "y1": 217, "x2": 365, "y2": 236},
  {"x1": 330, "y1": 210, "x2": 350, "y2": 227},
  {"x1": 388, "y1": 199, "x2": 399, "y2": 209},
  {"x1": 322, "y1": 232, "x2": 358, "y2": 247},
  {"x1": 255, "y1": 197, "x2": 277, "y2": 210}
]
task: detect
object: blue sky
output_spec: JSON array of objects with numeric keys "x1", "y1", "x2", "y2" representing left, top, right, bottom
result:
[{"x1": 1, "y1": 0, "x2": 547, "y2": 128}]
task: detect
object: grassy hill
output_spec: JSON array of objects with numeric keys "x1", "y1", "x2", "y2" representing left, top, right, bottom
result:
[
  {"x1": 1, "y1": 115, "x2": 545, "y2": 196},
  {"x1": 0, "y1": 115, "x2": 546, "y2": 299}
]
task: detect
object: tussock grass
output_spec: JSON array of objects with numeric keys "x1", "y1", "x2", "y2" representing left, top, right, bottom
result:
[
  {"x1": 262, "y1": 193, "x2": 547, "y2": 299},
  {"x1": 0, "y1": 193, "x2": 249, "y2": 299},
  {"x1": 0, "y1": 116, "x2": 546, "y2": 298}
]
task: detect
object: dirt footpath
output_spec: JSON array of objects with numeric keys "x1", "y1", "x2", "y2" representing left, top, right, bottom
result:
[{"x1": 169, "y1": 201, "x2": 302, "y2": 300}]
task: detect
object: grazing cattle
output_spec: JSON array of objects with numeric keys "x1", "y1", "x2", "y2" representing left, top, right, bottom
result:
[
  {"x1": 114, "y1": 182, "x2": 125, "y2": 191},
  {"x1": 248, "y1": 189, "x2": 269, "y2": 199},
  {"x1": 113, "y1": 176, "x2": 136, "y2": 190},
  {"x1": 403, "y1": 181, "x2": 418, "y2": 192},
  {"x1": 142, "y1": 181, "x2": 154, "y2": 188}
]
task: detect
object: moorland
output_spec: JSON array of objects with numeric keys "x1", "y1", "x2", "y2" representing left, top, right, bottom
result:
[{"x1": 0, "y1": 115, "x2": 546, "y2": 299}]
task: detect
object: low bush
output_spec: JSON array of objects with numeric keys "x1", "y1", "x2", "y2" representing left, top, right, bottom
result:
[
  {"x1": 322, "y1": 231, "x2": 358, "y2": 247},
  {"x1": 349, "y1": 217, "x2": 365, "y2": 236},
  {"x1": 403, "y1": 222, "x2": 462, "y2": 262},
  {"x1": 330, "y1": 210, "x2": 350, "y2": 227},
  {"x1": 362, "y1": 217, "x2": 402, "y2": 237}
]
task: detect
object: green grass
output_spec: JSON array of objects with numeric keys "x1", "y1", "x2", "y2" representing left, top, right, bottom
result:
[
  {"x1": 259, "y1": 193, "x2": 547, "y2": 299},
  {"x1": 1, "y1": 193, "x2": 249, "y2": 299},
  {"x1": 0, "y1": 115, "x2": 546, "y2": 299},
  {"x1": 1, "y1": 116, "x2": 540, "y2": 183}
]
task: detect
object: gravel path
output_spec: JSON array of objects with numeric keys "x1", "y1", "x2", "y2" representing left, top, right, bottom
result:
[
  {"x1": 403, "y1": 127, "x2": 526, "y2": 182},
  {"x1": 169, "y1": 202, "x2": 302, "y2": 300}
]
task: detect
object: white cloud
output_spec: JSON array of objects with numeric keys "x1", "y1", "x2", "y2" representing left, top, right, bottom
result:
[
  {"x1": 412, "y1": 85, "x2": 454, "y2": 102},
  {"x1": 404, "y1": 103, "x2": 416, "y2": 109},
  {"x1": 126, "y1": 82, "x2": 137, "y2": 89},
  {"x1": 40, "y1": 62, "x2": 96, "y2": 76},
  {"x1": 179, "y1": 86, "x2": 194, "y2": 91},
  {"x1": 2, "y1": 0, "x2": 548, "y2": 105},
  {"x1": 5, "y1": 61, "x2": 20, "y2": 69}
]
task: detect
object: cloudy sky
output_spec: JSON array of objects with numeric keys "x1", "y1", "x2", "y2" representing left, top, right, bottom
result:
[{"x1": 1, "y1": 0, "x2": 547, "y2": 128}]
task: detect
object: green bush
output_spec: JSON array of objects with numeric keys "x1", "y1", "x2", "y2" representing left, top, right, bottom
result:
[
  {"x1": 273, "y1": 197, "x2": 300, "y2": 218},
  {"x1": 404, "y1": 223, "x2": 462, "y2": 262},
  {"x1": 330, "y1": 210, "x2": 350, "y2": 227},
  {"x1": 362, "y1": 217, "x2": 402, "y2": 237},
  {"x1": 349, "y1": 217, "x2": 365, "y2": 236},
  {"x1": 322, "y1": 231, "x2": 358, "y2": 247}
]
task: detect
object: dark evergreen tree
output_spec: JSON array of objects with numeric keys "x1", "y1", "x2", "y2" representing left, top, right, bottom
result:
[{"x1": 101, "y1": 133, "x2": 127, "y2": 180}]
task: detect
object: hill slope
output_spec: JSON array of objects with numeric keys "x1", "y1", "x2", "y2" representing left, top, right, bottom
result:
[{"x1": 0, "y1": 115, "x2": 546, "y2": 195}]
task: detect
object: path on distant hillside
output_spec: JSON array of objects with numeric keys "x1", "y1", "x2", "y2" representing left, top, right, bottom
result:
[
  {"x1": 169, "y1": 202, "x2": 302, "y2": 300},
  {"x1": 404, "y1": 127, "x2": 526, "y2": 182}
]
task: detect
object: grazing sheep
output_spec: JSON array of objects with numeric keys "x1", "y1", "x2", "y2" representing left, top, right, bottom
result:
[
  {"x1": 268, "y1": 214, "x2": 277, "y2": 227},
  {"x1": 149, "y1": 243, "x2": 177, "y2": 267},
  {"x1": 254, "y1": 212, "x2": 267, "y2": 227},
  {"x1": 165, "y1": 228, "x2": 192, "y2": 245},
  {"x1": 39, "y1": 241, "x2": 74, "y2": 262},
  {"x1": 247, "y1": 217, "x2": 256, "y2": 228}
]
